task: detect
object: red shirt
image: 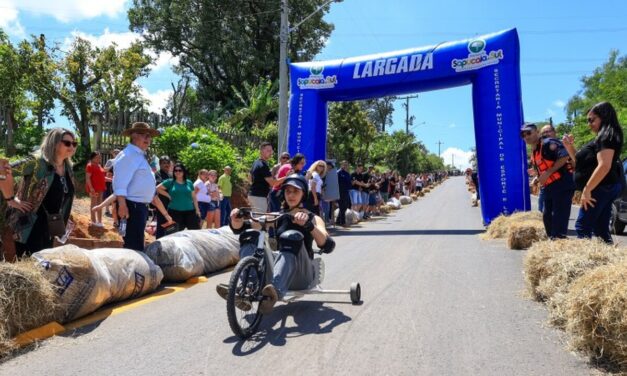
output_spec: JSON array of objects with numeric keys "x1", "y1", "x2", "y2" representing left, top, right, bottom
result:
[
  {"x1": 86, "y1": 162, "x2": 106, "y2": 192},
  {"x1": 272, "y1": 163, "x2": 292, "y2": 192}
]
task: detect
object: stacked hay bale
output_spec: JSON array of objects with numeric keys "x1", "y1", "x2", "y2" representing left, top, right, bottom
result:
[
  {"x1": 507, "y1": 220, "x2": 547, "y2": 250},
  {"x1": 481, "y1": 211, "x2": 543, "y2": 241},
  {"x1": 523, "y1": 239, "x2": 626, "y2": 327},
  {"x1": 0, "y1": 261, "x2": 57, "y2": 356},
  {"x1": 564, "y1": 260, "x2": 627, "y2": 368}
]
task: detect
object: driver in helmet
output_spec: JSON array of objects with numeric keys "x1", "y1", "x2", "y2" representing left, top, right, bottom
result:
[{"x1": 217, "y1": 174, "x2": 335, "y2": 314}]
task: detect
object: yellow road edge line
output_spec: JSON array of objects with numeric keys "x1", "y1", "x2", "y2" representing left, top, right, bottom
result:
[{"x1": 12, "y1": 275, "x2": 214, "y2": 348}]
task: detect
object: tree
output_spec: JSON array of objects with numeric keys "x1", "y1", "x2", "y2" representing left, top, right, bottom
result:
[
  {"x1": 565, "y1": 50, "x2": 627, "y2": 155},
  {"x1": 327, "y1": 101, "x2": 376, "y2": 163},
  {"x1": 361, "y1": 96, "x2": 396, "y2": 132},
  {"x1": 20, "y1": 35, "x2": 56, "y2": 129},
  {"x1": 230, "y1": 78, "x2": 278, "y2": 130},
  {"x1": 128, "y1": 0, "x2": 336, "y2": 109},
  {"x1": 0, "y1": 30, "x2": 28, "y2": 156}
]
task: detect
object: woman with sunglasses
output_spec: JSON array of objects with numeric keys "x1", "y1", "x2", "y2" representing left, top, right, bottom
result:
[
  {"x1": 157, "y1": 163, "x2": 201, "y2": 233},
  {"x1": 563, "y1": 101, "x2": 624, "y2": 243},
  {"x1": 2, "y1": 128, "x2": 77, "y2": 258}
]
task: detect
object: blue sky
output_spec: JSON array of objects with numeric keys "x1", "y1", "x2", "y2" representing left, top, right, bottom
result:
[{"x1": 2, "y1": 0, "x2": 626, "y2": 168}]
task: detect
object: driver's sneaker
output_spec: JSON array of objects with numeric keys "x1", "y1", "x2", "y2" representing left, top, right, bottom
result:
[
  {"x1": 259, "y1": 284, "x2": 278, "y2": 314},
  {"x1": 215, "y1": 284, "x2": 252, "y2": 311}
]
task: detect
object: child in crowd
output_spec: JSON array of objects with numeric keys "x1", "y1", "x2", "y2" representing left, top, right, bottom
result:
[{"x1": 205, "y1": 170, "x2": 221, "y2": 229}]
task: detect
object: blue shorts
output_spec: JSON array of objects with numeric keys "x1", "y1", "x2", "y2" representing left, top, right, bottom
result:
[
  {"x1": 199, "y1": 202, "x2": 211, "y2": 218},
  {"x1": 349, "y1": 190, "x2": 362, "y2": 205},
  {"x1": 361, "y1": 192, "x2": 369, "y2": 205},
  {"x1": 368, "y1": 193, "x2": 378, "y2": 206},
  {"x1": 208, "y1": 200, "x2": 220, "y2": 211}
]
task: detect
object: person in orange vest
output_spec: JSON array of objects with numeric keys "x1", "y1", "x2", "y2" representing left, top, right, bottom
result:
[{"x1": 522, "y1": 123, "x2": 574, "y2": 239}]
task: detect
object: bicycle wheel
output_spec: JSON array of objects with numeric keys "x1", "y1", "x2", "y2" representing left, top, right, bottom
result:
[{"x1": 227, "y1": 256, "x2": 265, "y2": 339}]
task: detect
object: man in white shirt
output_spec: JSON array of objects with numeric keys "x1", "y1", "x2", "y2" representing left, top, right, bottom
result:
[{"x1": 113, "y1": 122, "x2": 160, "y2": 251}]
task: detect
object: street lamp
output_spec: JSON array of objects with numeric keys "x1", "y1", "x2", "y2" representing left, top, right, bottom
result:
[{"x1": 278, "y1": 0, "x2": 339, "y2": 156}]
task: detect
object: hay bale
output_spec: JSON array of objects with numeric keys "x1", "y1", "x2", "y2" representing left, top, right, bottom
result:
[
  {"x1": 0, "y1": 261, "x2": 57, "y2": 356},
  {"x1": 410, "y1": 194, "x2": 418, "y2": 201},
  {"x1": 564, "y1": 260, "x2": 627, "y2": 368},
  {"x1": 423, "y1": 188, "x2": 431, "y2": 194},
  {"x1": 386, "y1": 198, "x2": 401, "y2": 210},
  {"x1": 333, "y1": 209, "x2": 359, "y2": 225},
  {"x1": 399, "y1": 196, "x2": 412, "y2": 205},
  {"x1": 481, "y1": 211, "x2": 542, "y2": 240},
  {"x1": 507, "y1": 220, "x2": 547, "y2": 250},
  {"x1": 379, "y1": 205, "x2": 391, "y2": 214},
  {"x1": 417, "y1": 191, "x2": 424, "y2": 197}
]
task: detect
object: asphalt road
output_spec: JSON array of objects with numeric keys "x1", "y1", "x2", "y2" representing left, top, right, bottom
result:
[{"x1": 0, "y1": 177, "x2": 604, "y2": 376}]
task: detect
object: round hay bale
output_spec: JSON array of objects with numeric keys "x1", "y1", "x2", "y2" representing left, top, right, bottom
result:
[
  {"x1": 379, "y1": 205, "x2": 391, "y2": 214},
  {"x1": 417, "y1": 191, "x2": 424, "y2": 197},
  {"x1": 507, "y1": 220, "x2": 547, "y2": 250},
  {"x1": 399, "y1": 196, "x2": 412, "y2": 205},
  {"x1": 423, "y1": 188, "x2": 431, "y2": 194},
  {"x1": 481, "y1": 211, "x2": 542, "y2": 240},
  {"x1": 564, "y1": 260, "x2": 627, "y2": 368},
  {"x1": 410, "y1": 194, "x2": 418, "y2": 201},
  {"x1": 0, "y1": 261, "x2": 57, "y2": 356}
]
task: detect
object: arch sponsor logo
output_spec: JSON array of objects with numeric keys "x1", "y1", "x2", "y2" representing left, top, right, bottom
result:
[
  {"x1": 452, "y1": 39, "x2": 504, "y2": 72},
  {"x1": 297, "y1": 65, "x2": 337, "y2": 89}
]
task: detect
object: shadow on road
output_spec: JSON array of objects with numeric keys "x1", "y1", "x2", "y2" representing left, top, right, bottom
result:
[
  {"x1": 224, "y1": 301, "x2": 351, "y2": 356},
  {"x1": 336, "y1": 229, "x2": 485, "y2": 236}
]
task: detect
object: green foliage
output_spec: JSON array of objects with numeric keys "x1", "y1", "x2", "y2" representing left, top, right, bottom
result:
[
  {"x1": 566, "y1": 50, "x2": 627, "y2": 156},
  {"x1": 178, "y1": 142, "x2": 238, "y2": 178},
  {"x1": 250, "y1": 121, "x2": 278, "y2": 151},
  {"x1": 13, "y1": 123, "x2": 45, "y2": 156},
  {"x1": 128, "y1": 0, "x2": 336, "y2": 109},
  {"x1": 151, "y1": 125, "x2": 194, "y2": 161},
  {"x1": 328, "y1": 101, "x2": 377, "y2": 163},
  {"x1": 230, "y1": 79, "x2": 278, "y2": 130}
]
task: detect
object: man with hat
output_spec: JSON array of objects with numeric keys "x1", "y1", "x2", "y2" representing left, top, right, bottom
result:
[
  {"x1": 113, "y1": 122, "x2": 160, "y2": 251},
  {"x1": 521, "y1": 122, "x2": 574, "y2": 239}
]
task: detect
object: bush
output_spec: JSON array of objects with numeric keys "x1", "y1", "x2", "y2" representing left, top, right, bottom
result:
[
  {"x1": 178, "y1": 142, "x2": 239, "y2": 178},
  {"x1": 151, "y1": 125, "x2": 194, "y2": 161}
]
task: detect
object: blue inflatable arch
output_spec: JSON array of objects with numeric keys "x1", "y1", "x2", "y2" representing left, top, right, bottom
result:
[{"x1": 288, "y1": 28, "x2": 529, "y2": 224}]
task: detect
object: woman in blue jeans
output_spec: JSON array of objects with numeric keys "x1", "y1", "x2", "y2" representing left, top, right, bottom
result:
[{"x1": 563, "y1": 101, "x2": 624, "y2": 243}]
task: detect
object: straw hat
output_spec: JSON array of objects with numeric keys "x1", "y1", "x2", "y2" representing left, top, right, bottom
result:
[{"x1": 121, "y1": 122, "x2": 160, "y2": 137}]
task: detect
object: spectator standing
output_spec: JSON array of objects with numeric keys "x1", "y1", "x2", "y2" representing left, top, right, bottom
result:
[
  {"x1": 271, "y1": 152, "x2": 290, "y2": 179},
  {"x1": 218, "y1": 166, "x2": 233, "y2": 226},
  {"x1": 113, "y1": 122, "x2": 160, "y2": 251},
  {"x1": 248, "y1": 142, "x2": 276, "y2": 213},
  {"x1": 336, "y1": 161, "x2": 352, "y2": 227},
  {"x1": 205, "y1": 170, "x2": 221, "y2": 229},
  {"x1": 564, "y1": 101, "x2": 623, "y2": 243},
  {"x1": 522, "y1": 123, "x2": 574, "y2": 239},
  {"x1": 249, "y1": 142, "x2": 287, "y2": 212},
  {"x1": 6, "y1": 128, "x2": 76, "y2": 256},
  {"x1": 154, "y1": 156, "x2": 172, "y2": 238},
  {"x1": 306, "y1": 160, "x2": 327, "y2": 215},
  {"x1": 157, "y1": 163, "x2": 201, "y2": 233},
  {"x1": 378, "y1": 171, "x2": 390, "y2": 203},
  {"x1": 194, "y1": 169, "x2": 211, "y2": 228},
  {"x1": 86, "y1": 151, "x2": 106, "y2": 227},
  {"x1": 103, "y1": 148, "x2": 119, "y2": 217}
]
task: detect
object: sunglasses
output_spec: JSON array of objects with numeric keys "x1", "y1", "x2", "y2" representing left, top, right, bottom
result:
[
  {"x1": 281, "y1": 156, "x2": 289, "y2": 160},
  {"x1": 61, "y1": 140, "x2": 78, "y2": 148},
  {"x1": 174, "y1": 169, "x2": 183, "y2": 172},
  {"x1": 587, "y1": 117, "x2": 597, "y2": 124},
  {"x1": 521, "y1": 131, "x2": 533, "y2": 137}
]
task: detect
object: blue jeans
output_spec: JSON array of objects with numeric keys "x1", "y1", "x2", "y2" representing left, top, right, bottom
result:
[
  {"x1": 575, "y1": 183, "x2": 622, "y2": 243},
  {"x1": 538, "y1": 187, "x2": 545, "y2": 213},
  {"x1": 268, "y1": 190, "x2": 282, "y2": 212},
  {"x1": 220, "y1": 197, "x2": 231, "y2": 227},
  {"x1": 124, "y1": 200, "x2": 148, "y2": 252},
  {"x1": 543, "y1": 186, "x2": 573, "y2": 239}
]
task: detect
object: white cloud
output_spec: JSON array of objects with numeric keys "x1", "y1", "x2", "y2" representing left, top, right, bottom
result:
[
  {"x1": 141, "y1": 88, "x2": 172, "y2": 114},
  {"x1": 553, "y1": 99, "x2": 566, "y2": 108},
  {"x1": 441, "y1": 147, "x2": 473, "y2": 169},
  {"x1": 16, "y1": 0, "x2": 128, "y2": 23},
  {"x1": 63, "y1": 29, "x2": 179, "y2": 72},
  {"x1": 0, "y1": 0, "x2": 25, "y2": 37}
]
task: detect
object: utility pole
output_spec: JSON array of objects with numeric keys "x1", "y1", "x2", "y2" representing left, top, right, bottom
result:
[
  {"x1": 436, "y1": 140, "x2": 444, "y2": 157},
  {"x1": 278, "y1": 0, "x2": 289, "y2": 155},
  {"x1": 399, "y1": 94, "x2": 419, "y2": 134},
  {"x1": 452, "y1": 154, "x2": 455, "y2": 169}
]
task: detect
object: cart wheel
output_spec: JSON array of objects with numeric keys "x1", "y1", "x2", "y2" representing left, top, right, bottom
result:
[{"x1": 350, "y1": 282, "x2": 361, "y2": 304}]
